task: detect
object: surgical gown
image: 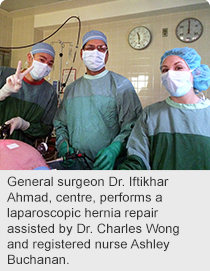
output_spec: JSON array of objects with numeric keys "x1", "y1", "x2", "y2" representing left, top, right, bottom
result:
[
  {"x1": 0, "y1": 67, "x2": 58, "y2": 145},
  {"x1": 53, "y1": 70, "x2": 142, "y2": 169},
  {"x1": 120, "y1": 97, "x2": 210, "y2": 170}
]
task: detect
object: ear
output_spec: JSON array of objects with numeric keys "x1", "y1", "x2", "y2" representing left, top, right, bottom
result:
[
  {"x1": 27, "y1": 53, "x2": 33, "y2": 66},
  {"x1": 105, "y1": 51, "x2": 109, "y2": 64},
  {"x1": 80, "y1": 49, "x2": 83, "y2": 60}
]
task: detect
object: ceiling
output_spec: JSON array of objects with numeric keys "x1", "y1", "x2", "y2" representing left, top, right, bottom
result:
[
  {"x1": 0, "y1": 0, "x2": 68, "y2": 12},
  {"x1": 0, "y1": 0, "x2": 209, "y2": 22},
  {"x1": 0, "y1": 0, "x2": 115, "y2": 14}
]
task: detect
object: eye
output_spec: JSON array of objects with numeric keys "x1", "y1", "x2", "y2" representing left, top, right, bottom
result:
[
  {"x1": 162, "y1": 68, "x2": 168, "y2": 73},
  {"x1": 98, "y1": 45, "x2": 108, "y2": 53},
  {"x1": 175, "y1": 66, "x2": 183, "y2": 71},
  {"x1": 84, "y1": 46, "x2": 95, "y2": 51},
  {"x1": 48, "y1": 63, "x2": 53, "y2": 68},
  {"x1": 37, "y1": 58, "x2": 45, "y2": 63}
]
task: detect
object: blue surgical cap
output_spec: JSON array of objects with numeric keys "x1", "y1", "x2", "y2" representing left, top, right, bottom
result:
[
  {"x1": 82, "y1": 30, "x2": 107, "y2": 47},
  {"x1": 31, "y1": 42, "x2": 55, "y2": 58},
  {"x1": 160, "y1": 47, "x2": 210, "y2": 91}
]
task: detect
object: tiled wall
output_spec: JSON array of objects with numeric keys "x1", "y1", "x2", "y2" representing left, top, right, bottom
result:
[{"x1": 8, "y1": 7, "x2": 210, "y2": 108}]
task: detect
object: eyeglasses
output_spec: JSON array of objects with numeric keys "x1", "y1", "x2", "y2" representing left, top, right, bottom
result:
[{"x1": 83, "y1": 45, "x2": 108, "y2": 53}]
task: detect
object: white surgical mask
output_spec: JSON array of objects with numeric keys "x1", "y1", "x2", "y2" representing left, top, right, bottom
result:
[
  {"x1": 161, "y1": 70, "x2": 193, "y2": 97},
  {"x1": 30, "y1": 58, "x2": 52, "y2": 80},
  {"x1": 82, "y1": 49, "x2": 106, "y2": 71}
]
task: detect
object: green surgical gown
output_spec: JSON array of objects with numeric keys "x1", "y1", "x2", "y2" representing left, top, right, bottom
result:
[{"x1": 53, "y1": 70, "x2": 142, "y2": 169}]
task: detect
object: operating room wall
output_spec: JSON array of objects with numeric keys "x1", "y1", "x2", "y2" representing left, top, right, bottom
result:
[
  {"x1": 0, "y1": 12, "x2": 12, "y2": 47},
  {"x1": 0, "y1": 12, "x2": 12, "y2": 66},
  {"x1": 10, "y1": 7, "x2": 210, "y2": 108},
  {"x1": 10, "y1": 16, "x2": 36, "y2": 70}
]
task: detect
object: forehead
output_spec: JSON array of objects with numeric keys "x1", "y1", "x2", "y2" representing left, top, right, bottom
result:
[
  {"x1": 85, "y1": 39, "x2": 106, "y2": 46},
  {"x1": 162, "y1": 55, "x2": 187, "y2": 66}
]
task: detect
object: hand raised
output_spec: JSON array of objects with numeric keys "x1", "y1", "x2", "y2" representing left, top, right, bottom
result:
[{"x1": 6, "y1": 61, "x2": 34, "y2": 93}]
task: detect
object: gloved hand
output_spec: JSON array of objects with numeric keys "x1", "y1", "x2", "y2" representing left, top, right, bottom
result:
[
  {"x1": 0, "y1": 61, "x2": 33, "y2": 101},
  {"x1": 118, "y1": 155, "x2": 147, "y2": 170},
  {"x1": 93, "y1": 141, "x2": 124, "y2": 170},
  {"x1": 5, "y1": 117, "x2": 30, "y2": 135},
  {"x1": 58, "y1": 140, "x2": 75, "y2": 168}
]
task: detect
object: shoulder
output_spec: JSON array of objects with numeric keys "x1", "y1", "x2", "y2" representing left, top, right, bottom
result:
[
  {"x1": 145, "y1": 100, "x2": 167, "y2": 110},
  {"x1": 108, "y1": 71, "x2": 131, "y2": 82},
  {"x1": 107, "y1": 71, "x2": 135, "y2": 94},
  {"x1": 143, "y1": 100, "x2": 168, "y2": 116},
  {"x1": 43, "y1": 80, "x2": 56, "y2": 92},
  {"x1": 0, "y1": 66, "x2": 16, "y2": 77},
  {"x1": 64, "y1": 76, "x2": 84, "y2": 93},
  {"x1": 66, "y1": 76, "x2": 83, "y2": 87},
  {"x1": 38, "y1": 80, "x2": 58, "y2": 101}
]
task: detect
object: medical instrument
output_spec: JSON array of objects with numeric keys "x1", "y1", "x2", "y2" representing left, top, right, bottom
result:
[
  {"x1": 37, "y1": 142, "x2": 48, "y2": 155},
  {"x1": 0, "y1": 16, "x2": 81, "y2": 50},
  {"x1": 51, "y1": 39, "x2": 73, "y2": 104},
  {"x1": 36, "y1": 140, "x2": 94, "y2": 170},
  {"x1": 46, "y1": 150, "x2": 94, "y2": 170},
  {"x1": 0, "y1": 123, "x2": 10, "y2": 139}
]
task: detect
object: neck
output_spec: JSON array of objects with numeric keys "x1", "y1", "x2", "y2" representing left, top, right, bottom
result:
[
  {"x1": 86, "y1": 66, "x2": 106, "y2": 76},
  {"x1": 170, "y1": 89, "x2": 200, "y2": 104},
  {"x1": 25, "y1": 72, "x2": 37, "y2": 82},
  {"x1": 25, "y1": 72, "x2": 44, "y2": 82}
]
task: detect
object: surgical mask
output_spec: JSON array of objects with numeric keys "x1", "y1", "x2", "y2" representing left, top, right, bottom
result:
[
  {"x1": 82, "y1": 49, "x2": 106, "y2": 71},
  {"x1": 161, "y1": 70, "x2": 193, "y2": 97},
  {"x1": 30, "y1": 58, "x2": 52, "y2": 80}
]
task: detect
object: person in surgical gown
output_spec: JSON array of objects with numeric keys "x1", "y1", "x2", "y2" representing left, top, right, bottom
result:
[
  {"x1": 53, "y1": 30, "x2": 142, "y2": 170},
  {"x1": 0, "y1": 42, "x2": 57, "y2": 146},
  {"x1": 119, "y1": 47, "x2": 210, "y2": 170}
]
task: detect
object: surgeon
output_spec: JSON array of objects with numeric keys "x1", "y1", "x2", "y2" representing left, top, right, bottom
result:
[
  {"x1": 119, "y1": 47, "x2": 210, "y2": 170},
  {"x1": 53, "y1": 30, "x2": 142, "y2": 170},
  {"x1": 0, "y1": 42, "x2": 58, "y2": 146}
]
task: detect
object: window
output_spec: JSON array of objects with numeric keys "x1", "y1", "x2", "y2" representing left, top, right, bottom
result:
[
  {"x1": 0, "y1": 50, "x2": 11, "y2": 67},
  {"x1": 130, "y1": 75, "x2": 149, "y2": 94}
]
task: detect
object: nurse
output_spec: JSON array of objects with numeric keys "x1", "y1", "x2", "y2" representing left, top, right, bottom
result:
[{"x1": 119, "y1": 47, "x2": 210, "y2": 170}]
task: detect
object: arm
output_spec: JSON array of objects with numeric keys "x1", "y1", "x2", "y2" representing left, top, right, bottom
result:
[
  {"x1": 6, "y1": 86, "x2": 58, "y2": 139},
  {"x1": 113, "y1": 78, "x2": 142, "y2": 144},
  {"x1": 23, "y1": 89, "x2": 58, "y2": 139},
  {"x1": 53, "y1": 96, "x2": 70, "y2": 152},
  {"x1": 119, "y1": 109, "x2": 151, "y2": 170},
  {"x1": 53, "y1": 104, "x2": 75, "y2": 167}
]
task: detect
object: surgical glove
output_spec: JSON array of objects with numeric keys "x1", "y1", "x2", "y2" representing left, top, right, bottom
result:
[
  {"x1": 5, "y1": 117, "x2": 30, "y2": 135},
  {"x1": 0, "y1": 61, "x2": 33, "y2": 101},
  {"x1": 58, "y1": 140, "x2": 75, "y2": 168},
  {"x1": 118, "y1": 155, "x2": 147, "y2": 170},
  {"x1": 93, "y1": 141, "x2": 124, "y2": 170}
]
